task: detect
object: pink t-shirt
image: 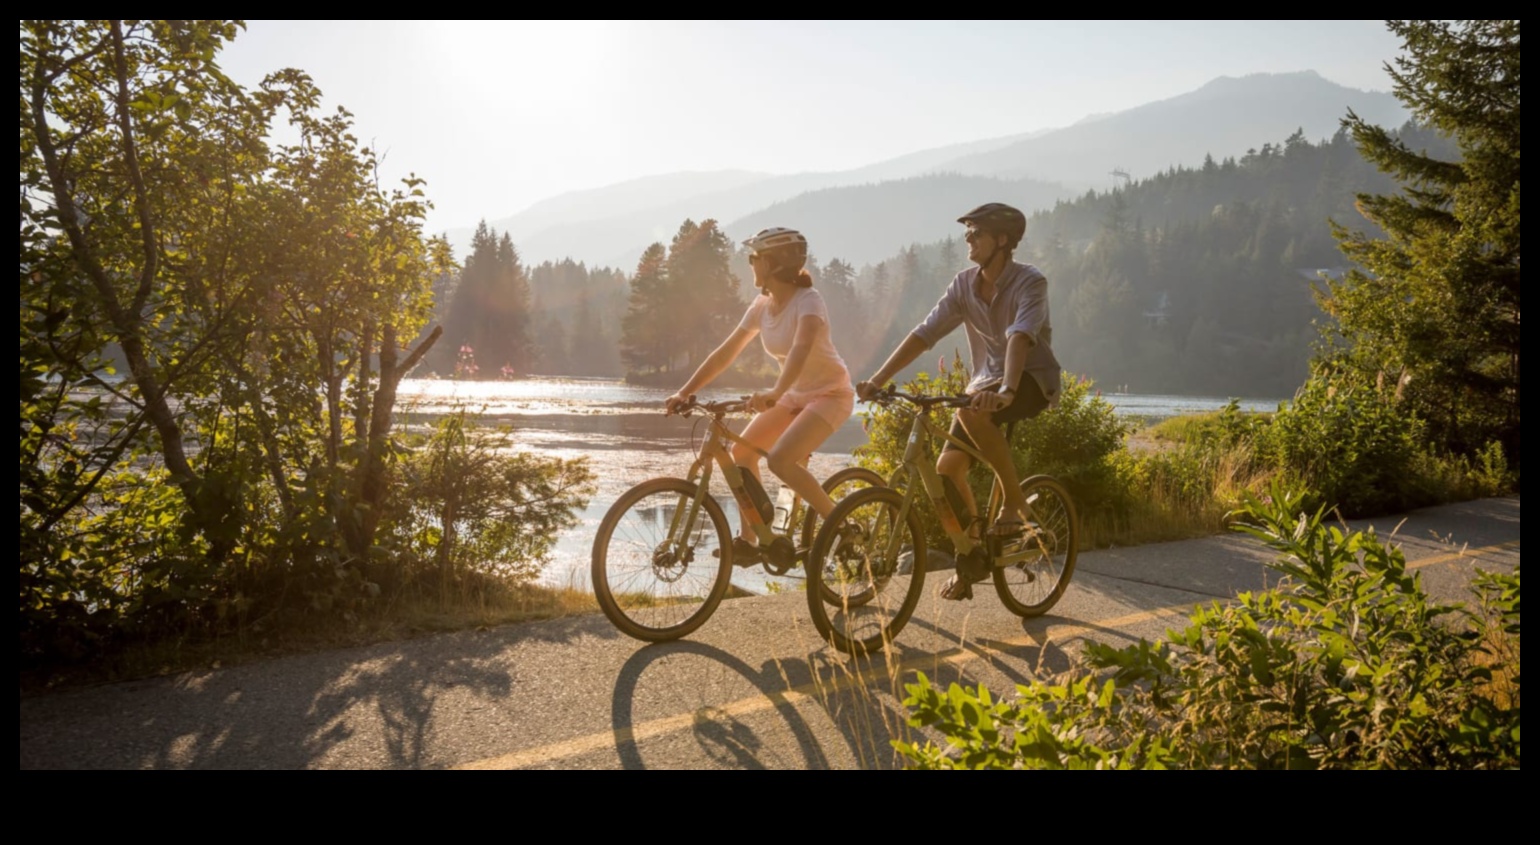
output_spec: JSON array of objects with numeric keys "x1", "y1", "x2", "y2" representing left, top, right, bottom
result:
[{"x1": 736, "y1": 288, "x2": 851, "y2": 397}]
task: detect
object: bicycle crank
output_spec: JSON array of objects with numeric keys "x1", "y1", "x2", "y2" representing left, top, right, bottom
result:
[{"x1": 761, "y1": 536, "x2": 797, "y2": 575}]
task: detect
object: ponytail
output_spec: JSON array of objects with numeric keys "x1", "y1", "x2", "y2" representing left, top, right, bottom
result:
[
  {"x1": 770, "y1": 260, "x2": 812, "y2": 288},
  {"x1": 760, "y1": 244, "x2": 813, "y2": 288}
]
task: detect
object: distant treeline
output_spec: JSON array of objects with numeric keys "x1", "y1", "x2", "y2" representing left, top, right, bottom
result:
[{"x1": 430, "y1": 123, "x2": 1458, "y2": 398}]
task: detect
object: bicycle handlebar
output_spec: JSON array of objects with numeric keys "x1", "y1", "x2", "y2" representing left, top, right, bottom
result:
[
  {"x1": 667, "y1": 394, "x2": 752, "y2": 417},
  {"x1": 862, "y1": 385, "x2": 972, "y2": 410}
]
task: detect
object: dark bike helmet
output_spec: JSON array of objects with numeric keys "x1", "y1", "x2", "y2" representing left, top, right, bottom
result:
[{"x1": 957, "y1": 203, "x2": 1026, "y2": 250}]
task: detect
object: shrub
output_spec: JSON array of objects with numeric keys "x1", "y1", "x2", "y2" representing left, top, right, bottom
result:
[
  {"x1": 380, "y1": 410, "x2": 595, "y2": 592},
  {"x1": 1257, "y1": 374, "x2": 1434, "y2": 517},
  {"x1": 893, "y1": 484, "x2": 1520, "y2": 769}
]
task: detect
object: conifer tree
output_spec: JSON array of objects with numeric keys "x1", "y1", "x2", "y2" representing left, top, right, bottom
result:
[{"x1": 1325, "y1": 20, "x2": 1520, "y2": 460}]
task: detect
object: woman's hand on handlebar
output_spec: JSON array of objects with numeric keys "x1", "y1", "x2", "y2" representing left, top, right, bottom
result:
[
  {"x1": 665, "y1": 393, "x2": 691, "y2": 416},
  {"x1": 747, "y1": 390, "x2": 779, "y2": 414}
]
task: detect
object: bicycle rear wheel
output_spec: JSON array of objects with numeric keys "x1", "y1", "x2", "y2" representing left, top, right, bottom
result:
[
  {"x1": 993, "y1": 475, "x2": 1078, "y2": 617},
  {"x1": 805, "y1": 487, "x2": 926, "y2": 654},
  {"x1": 592, "y1": 477, "x2": 733, "y2": 642},
  {"x1": 798, "y1": 465, "x2": 886, "y2": 552}
]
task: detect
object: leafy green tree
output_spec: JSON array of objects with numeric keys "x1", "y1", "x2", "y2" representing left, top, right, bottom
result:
[
  {"x1": 21, "y1": 20, "x2": 268, "y2": 565},
  {"x1": 18, "y1": 20, "x2": 483, "y2": 658},
  {"x1": 1325, "y1": 20, "x2": 1520, "y2": 462},
  {"x1": 619, "y1": 220, "x2": 743, "y2": 378}
]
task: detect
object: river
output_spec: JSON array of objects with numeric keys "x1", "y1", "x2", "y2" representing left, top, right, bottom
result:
[{"x1": 394, "y1": 377, "x2": 1283, "y2": 594}]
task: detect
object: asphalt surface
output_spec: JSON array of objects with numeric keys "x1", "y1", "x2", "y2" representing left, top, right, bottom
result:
[{"x1": 19, "y1": 496, "x2": 1520, "y2": 769}]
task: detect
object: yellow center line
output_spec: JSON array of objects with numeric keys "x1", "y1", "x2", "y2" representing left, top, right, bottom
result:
[
  {"x1": 455, "y1": 540, "x2": 1518, "y2": 769},
  {"x1": 1406, "y1": 539, "x2": 1519, "y2": 570}
]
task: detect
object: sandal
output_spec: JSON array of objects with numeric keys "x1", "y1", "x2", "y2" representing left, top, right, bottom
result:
[
  {"x1": 941, "y1": 548, "x2": 991, "y2": 601},
  {"x1": 940, "y1": 573, "x2": 975, "y2": 601}
]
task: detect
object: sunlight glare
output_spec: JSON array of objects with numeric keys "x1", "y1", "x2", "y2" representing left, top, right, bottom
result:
[{"x1": 433, "y1": 21, "x2": 619, "y2": 110}]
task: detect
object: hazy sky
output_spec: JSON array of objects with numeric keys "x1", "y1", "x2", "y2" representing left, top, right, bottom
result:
[{"x1": 217, "y1": 20, "x2": 1408, "y2": 234}]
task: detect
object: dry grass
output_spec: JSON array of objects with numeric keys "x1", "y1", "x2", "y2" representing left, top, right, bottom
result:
[
  {"x1": 1471, "y1": 616, "x2": 1521, "y2": 712},
  {"x1": 1084, "y1": 439, "x2": 1281, "y2": 549}
]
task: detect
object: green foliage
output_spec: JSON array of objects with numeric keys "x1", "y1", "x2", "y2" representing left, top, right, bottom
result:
[
  {"x1": 895, "y1": 484, "x2": 1521, "y2": 769},
  {"x1": 1324, "y1": 21, "x2": 1521, "y2": 464},
  {"x1": 1150, "y1": 400, "x2": 1274, "y2": 452},
  {"x1": 1256, "y1": 373, "x2": 1433, "y2": 517},
  {"x1": 1011, "y1": 372, "x2": 1134, "y2": 506},
  {"x1": 437, "y1": 224, "x2": 535, "y2": 377},
  {"x1": 20, "y1": 21, "x2": 579, "y2": 666},
  {"x1": 381, "y1": 411, "x2": 596, "y2": 586}
]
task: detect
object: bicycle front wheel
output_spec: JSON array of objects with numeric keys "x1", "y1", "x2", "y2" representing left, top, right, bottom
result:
[
  {"x1": 806, "y1": 486, "x2": 926, "y2": 655},
  {"x1": 993, "y1": 475, "x2": 1079, "y2": 617},
  {"x1": 592, "y1": 477, "x2": 733, "y2": 642}
]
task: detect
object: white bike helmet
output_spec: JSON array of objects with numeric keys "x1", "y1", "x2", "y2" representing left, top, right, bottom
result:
[{"x1": 742, "y1": 227, "x2": 807, "y2": 254}]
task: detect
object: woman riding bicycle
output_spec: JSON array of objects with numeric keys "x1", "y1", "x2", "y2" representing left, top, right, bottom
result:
[{"x1": 666, "y1": 227, "x2": 856, "y2": 566}]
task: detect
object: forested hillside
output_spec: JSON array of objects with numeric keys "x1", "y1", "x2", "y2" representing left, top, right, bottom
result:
[{"x1": 431, "y1": 123, "x2": 1459, "y2": 398}]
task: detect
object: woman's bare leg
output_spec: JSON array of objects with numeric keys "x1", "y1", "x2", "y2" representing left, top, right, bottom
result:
[
  {"x1": 766, "y1": 411, "x2": 838, "y2": 518},
  {"x1": 732, "y1": 405, "x2": 796, "y2": 541}
]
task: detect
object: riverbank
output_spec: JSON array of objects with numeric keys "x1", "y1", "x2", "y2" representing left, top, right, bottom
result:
[{"x1": 22, "y1": 378, "x2": 1292, "y2": 692}]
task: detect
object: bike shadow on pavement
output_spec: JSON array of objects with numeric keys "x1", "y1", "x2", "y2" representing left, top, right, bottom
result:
[
  {"x1": 605, "y1": 634, "x2": 1059, "y2": 770},
  {"x1": 610, "y1": 639, "x2": 833, "y2": 770}
]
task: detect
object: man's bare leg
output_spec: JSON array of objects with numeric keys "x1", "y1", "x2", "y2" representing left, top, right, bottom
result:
[
  {"x1": 937, "y1": 447, "x2": 979, "y2": 531},
  {"x1": 954, "y1": 407, "x2": 1030, "y2": 527}
]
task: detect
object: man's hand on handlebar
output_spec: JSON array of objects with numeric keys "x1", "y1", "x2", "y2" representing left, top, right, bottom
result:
[
  {"x1": 664, "y1": 393, "x2": 691, "y2": 416},
  {"x1": 856, "y1": 380, "x2": 885, "y2": 401}
]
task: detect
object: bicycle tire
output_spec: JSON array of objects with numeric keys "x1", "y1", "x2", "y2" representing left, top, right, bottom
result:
[
  {"x1": 797, "y1": 465, "x2": 887, "y2": 552},
  {"x1": 993, "y1": 475, "x2": 1079, "y2": 617},
  {"x1": 592, "y1": 477, "x2": 733, "y2": 642},
  {"x1": 805, "y1": 486, "x2": 927, "y2": 654},
  {"x1": 796, "y1": 465, "x2": 886, "y2": 607}
]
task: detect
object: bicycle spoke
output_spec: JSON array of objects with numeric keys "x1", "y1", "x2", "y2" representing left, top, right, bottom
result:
[{"x1": 594, "y1": 479, "x2": 730, "y2": 641}]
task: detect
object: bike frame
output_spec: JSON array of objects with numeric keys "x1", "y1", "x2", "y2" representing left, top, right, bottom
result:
[
  {"x1": 662, "y1": 409, "x2": 807, "y2": 560},
  {"x1": 889, "y1": 406, "x2": 1040, "y2": 571}
]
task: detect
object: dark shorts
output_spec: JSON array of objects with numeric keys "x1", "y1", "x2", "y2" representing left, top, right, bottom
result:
[{"x1": 941, "y1": 373, "x2": 1049, "y2": 458}]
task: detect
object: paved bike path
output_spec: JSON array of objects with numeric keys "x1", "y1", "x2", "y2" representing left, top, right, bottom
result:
[{"x1": 19, "y1": 496, "x2": 1520, "y2": 769}]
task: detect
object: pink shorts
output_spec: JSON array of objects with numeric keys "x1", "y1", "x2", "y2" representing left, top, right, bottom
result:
[{"x1": 778, "y1": 386, "x2": 855, "y2": 431}]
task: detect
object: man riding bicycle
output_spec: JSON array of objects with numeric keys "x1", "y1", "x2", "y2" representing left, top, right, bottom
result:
[{"x1": 856, "y1": 203, "x2": 1061, "y2": 600}]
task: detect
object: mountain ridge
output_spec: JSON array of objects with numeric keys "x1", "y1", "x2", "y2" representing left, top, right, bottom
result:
[{"x1": 445, "y1": 71, "x2": 1409, "y2": 269}]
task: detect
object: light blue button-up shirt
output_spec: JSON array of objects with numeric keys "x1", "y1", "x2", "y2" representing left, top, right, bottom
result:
[{"x1": 911, "y1": 261, "x2": 1062, "y2": 402}]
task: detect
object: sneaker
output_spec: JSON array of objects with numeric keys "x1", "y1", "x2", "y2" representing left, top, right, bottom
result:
[{"x1": 730, "y1": 537, "x2": 762, "y2": 568}]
